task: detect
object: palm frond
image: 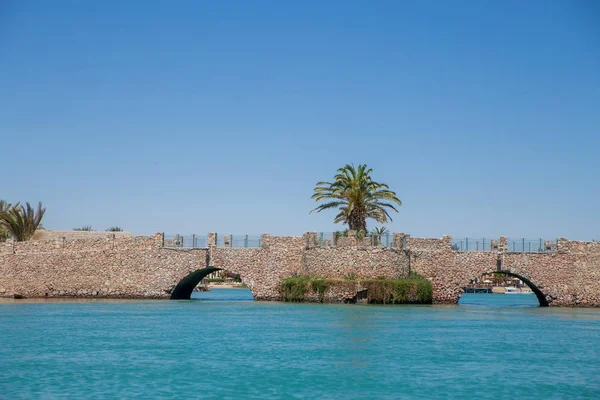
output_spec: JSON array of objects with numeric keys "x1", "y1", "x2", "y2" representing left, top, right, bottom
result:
[{"x1": 0, "y1": 201, "x2": 46, "y2": 242}]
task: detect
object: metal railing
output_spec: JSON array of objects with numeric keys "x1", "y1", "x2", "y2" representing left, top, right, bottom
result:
[
  {"x1": 163, "y1": 234, "x2": 208, "y2": 248},
  {"x1": 163, "y1": 233, "x2": 562, "y2": 253},
  {"x1": 230, "y1": 235, "x2": 261, "y2": 248},
  {"x1": 317, "y1": 232, "x2": 394, "y2": 248},
  {"x1": 165, "y1": 234, "x2": 262, "y2": 248},
  {"x1": 451, "y1": 238, "x2": 493, "y2": 252},
  {"x1": 451, "y1": 237, "x2": 557, "y2": 253},
  {"x1": 215, "y1": 234, "x2": 262, "y2": 248},
  {"x1": 318, "y1": 232, "x2": 335, "y2": 247},
  {"x1": 507, "y1": 238, "x2": 555, "y2": 253}
]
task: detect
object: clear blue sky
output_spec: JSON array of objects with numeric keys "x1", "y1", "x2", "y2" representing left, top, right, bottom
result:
[{"x1": 1, "y1": 0, "x2": 599, "y2": 240}]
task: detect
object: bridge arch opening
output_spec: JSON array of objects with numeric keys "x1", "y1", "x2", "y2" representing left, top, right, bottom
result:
[
  {"x1": 171, "y1": 267, "x2": 222, "y2": 299},
  {"x1": 461, "y1": 270, "x2": 548, "y2": 307},
  {"x1": 171, "y1": 268, "x2": 252, "y2": 300}
]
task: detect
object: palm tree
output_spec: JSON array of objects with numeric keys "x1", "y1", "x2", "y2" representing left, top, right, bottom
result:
[
  {"x1": 371, "y1": 226, "x2": 388, "y2": 244},
  {"x1": 74, "y1": 225, "x2": 93, "y2": 231},
  {"x1": 0, "y1": 201, "x2": 46, "y2": 242},
  {"x1": 0, "y1": 200, "x2": 14, "y2": 241},
  {"x1": 106, "y1": 226, "x2": 123, "y2": 232},
  {"x1": 311, "y1": 164, "x2": 402, "y2": 231}
]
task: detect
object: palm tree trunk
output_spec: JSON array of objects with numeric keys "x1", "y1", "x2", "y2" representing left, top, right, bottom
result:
[{"x1": 348, "y1": 209, "x2": 367, "y2": 232}]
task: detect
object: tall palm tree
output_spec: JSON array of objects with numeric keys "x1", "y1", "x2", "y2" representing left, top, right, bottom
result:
[
  {"x1": 0, "y1": 202, "x2": 46, "y2": 242},
  {"x1": 311, "y1": 164, "x2": 401, "y2": 231}
]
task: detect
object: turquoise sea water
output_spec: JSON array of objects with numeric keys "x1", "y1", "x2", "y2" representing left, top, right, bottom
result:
[{"x1": 1, "y1": 289, "x2": 599, "y2": 399}]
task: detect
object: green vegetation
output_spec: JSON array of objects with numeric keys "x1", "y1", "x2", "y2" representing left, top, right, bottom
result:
[
  {"x1": 0, "y1": 200, "x2": 12, "y2": 242},
  {"x1": 106, "y1": 226, "x2": 123, "y2": 232},
  {"x1": 310, "y1": 278, "x2": 329, "y2": 302},
  {"x1": 74, "y1": 225, "x2": 93, "y2": 231},
  {"x1": 335, "y1": 230, "x2": 348, "y2": 238},
  {"x1": 310, "y1": 163, "x2": 402, "y2": 232},
  {"x1": 281, "y1": 276, "x2": 331, "y2": 302},
  {"x1": 281, "y1": 276, "x2": 312, "y2": 302},
  {"x1": 280, "y1": 273, "x2": 432, "y2": 304},
  {"x1": 361, "y1": 273, "x2": 433, "y2": 304},
  {"x1": 0, "y1": 201, "x2": 46, "y2": 242}
]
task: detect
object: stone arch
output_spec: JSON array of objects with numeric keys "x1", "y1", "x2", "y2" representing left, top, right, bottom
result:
[
  {"x1": 171, "y1": 267, "x2": 222, "y2": 299},
  {"x1": 471, "y1": 270, "x2": 548, "y2": 307}
]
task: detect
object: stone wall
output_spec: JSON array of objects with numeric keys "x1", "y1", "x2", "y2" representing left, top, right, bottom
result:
[
  {"x1": 409, "y1": 236, "x2": 600, "y2": 307},
  {"x1": 0, "y1": 233, "x2": 206, "y2": 299},
  {"x1": 406, "y1": 235, "x2": 451, "y2": 252},
  {"x1": 209, "y1": 234, "x2": 408, "y2": 300},
  {"x1": 0, "y1": 232, "x2": 409, "y2": 301},
  {"x1": 0, "y1": 234, "x2": 161, "y2": 255},
  {"x1": 1, "y1": 231, "x2": 599, "y2": 307},
  {"x1": 31, "y1": 230, "x2": 132, "y2": 241}
]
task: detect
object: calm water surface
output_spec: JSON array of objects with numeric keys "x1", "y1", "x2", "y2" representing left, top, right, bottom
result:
[{"x1": 1, "y1": 289, "x2": 599, "y2": 399}]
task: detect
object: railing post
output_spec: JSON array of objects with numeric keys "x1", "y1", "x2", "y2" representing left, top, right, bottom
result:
[
  {"x1": 192, "y1": 234, "x2": 196, "y2": 248},
  {"x1": 320, "y1": 232, "x2": 324, "y2": 247},
  {"x1": 244, "y1": 234, "x2": 248, "y2": 248},
  {"x1": 522, "y1": 238, "x2": 525, "y2": 253},
  {"x1": 466, "y1": 238, "x2": 469, "y2": 251}
]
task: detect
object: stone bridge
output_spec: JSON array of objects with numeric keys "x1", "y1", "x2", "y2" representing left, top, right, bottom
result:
[{"x1": 1, "y1": 232, "x2": 599, "y2": 307}]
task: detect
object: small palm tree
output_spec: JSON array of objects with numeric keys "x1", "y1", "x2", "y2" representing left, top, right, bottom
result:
[
  {"x1": 370, "y1": 226, "x2": 388, "y2": 244},
  {"x1": 0, "y1": 202, "x2": 46, "y2": 242},
  {"x1": 74, "y1": 225, "x2": 93, "y2": 231},
  {"x1": 106, "y1": 226, "x2": 123, "y2": 232},
  {"x1": 0, "y1": 200, "x2": 14, "y2": 241},
  {"x1": 311, "y1": 164, "x2": 402, "y2": 231}
]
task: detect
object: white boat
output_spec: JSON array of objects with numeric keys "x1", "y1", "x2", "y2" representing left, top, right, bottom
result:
[{"x1": 504, "y1": 287, "x2": 533, "y2": 294}]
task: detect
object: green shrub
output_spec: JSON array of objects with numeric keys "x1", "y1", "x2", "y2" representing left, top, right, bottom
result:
[
  {"x1": 280, "y1": 276, "x2": 330, "y2": 303},
  {"x1": 362, "y1": 274, "x2": 432, "y2": 304},
  {"x1": 310, "y1": 278, "x2": 329, "y2": 302},
  {"x1": 280, "y1": 274, "x2": 432, "y2": 304},
  {"x1": 281, "y1": 276, "x2": 311, "y2": 302}
]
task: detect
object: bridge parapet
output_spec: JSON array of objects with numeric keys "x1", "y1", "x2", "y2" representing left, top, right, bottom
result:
[
  {"x1": 557, "y1": 238, "x2": 600, "y2": 254},
  {"x1": 3, "y1": 231, "x2": 599, "y2": 306},
  {"x1": 406, "y1": 235, "x2": 451, "y2": 252}
]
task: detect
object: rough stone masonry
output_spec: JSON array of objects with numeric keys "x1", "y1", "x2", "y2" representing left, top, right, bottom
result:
[{"x1": 0, "y1": 231, "x2": 598, "y2": 307}]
